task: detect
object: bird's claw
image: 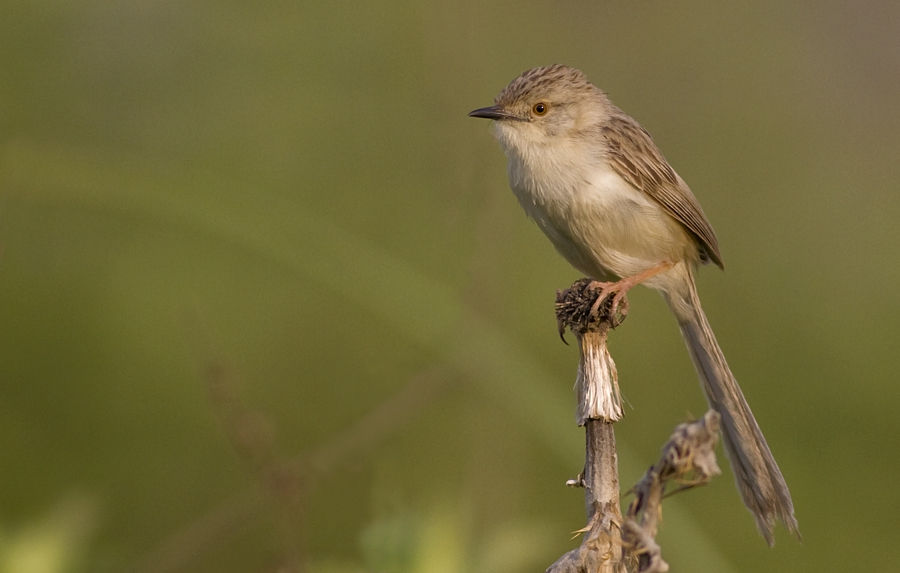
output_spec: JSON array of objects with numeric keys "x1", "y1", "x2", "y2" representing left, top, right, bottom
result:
[{"x1": 586, "y1": 280, "x2": 630, "y2": 325}]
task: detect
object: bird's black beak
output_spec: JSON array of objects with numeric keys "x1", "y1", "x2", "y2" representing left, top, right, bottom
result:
[{"x1": 468, "y1": 105, "x2": 521, "y2": 121}]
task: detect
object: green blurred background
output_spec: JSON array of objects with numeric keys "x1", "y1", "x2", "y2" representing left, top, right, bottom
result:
[{"x1": 1, "y1": 0, "x2": 898, "y2": 571}]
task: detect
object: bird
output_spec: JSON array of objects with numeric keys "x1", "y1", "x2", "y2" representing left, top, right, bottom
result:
[{"x1": 469, "y1": 64, "x2": 798, "y2": 544}]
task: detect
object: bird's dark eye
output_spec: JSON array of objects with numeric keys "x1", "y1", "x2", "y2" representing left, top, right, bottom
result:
[{"x1": 532, "y1": 102, "x2": 548, "y2": 115}]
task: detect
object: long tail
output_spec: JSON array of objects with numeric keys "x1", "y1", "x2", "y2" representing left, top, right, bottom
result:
[{"x1": 664, "y1": 269, "x2": 799, "y2": 545}]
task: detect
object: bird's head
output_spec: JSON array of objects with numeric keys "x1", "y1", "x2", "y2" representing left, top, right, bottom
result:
[{"x1": 469, "y1": 64, "x2": 609, "y2": 151}]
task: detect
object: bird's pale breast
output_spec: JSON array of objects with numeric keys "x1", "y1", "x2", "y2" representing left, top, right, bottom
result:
[{"x1": 505, "y1": 136, "x2": 694, "y2": 282}]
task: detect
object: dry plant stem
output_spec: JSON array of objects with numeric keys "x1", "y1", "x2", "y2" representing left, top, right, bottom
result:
[
  {"x1": 547, "y1": 420, "x2": 627, "y2": 573},
  {"x1": 583, "y1": 419, "x2": 627, "y2": 572},
  {"x1": 622, "y1": 410, "x2": 722, "y2": 573},
  {"x1": 576, "y1": 331, "x2": 623, "y2": 424},
  {"x1": 557, "y1": 279, "x2": 627, "y2": 425},
  {"x1": 548, "y1": 280, "x2": 630, "y2": 573}
]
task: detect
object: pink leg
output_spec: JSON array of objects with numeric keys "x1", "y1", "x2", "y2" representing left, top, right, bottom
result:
[{"x1": 588, "y1": 261, "x2": 675, "y2": 318}]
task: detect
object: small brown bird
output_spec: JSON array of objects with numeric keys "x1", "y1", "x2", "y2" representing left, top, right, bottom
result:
[{"x1": 469, "y1": 64, "x2": 798, "y2": 544}]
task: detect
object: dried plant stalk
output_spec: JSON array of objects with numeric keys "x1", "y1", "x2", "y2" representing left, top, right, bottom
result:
[{"x1": 549, "y1": 280, "x2": 723, "y2": 573}]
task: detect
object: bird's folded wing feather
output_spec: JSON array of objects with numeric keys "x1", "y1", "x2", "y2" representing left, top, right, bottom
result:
[{"x1": 601, "y1": 115, "x2": 723, "y2": 268}]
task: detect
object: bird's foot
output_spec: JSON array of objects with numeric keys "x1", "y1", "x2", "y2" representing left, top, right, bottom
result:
[
  {"x1": 586, "y1": 280, "x2": 631, "y2": 322},
  {"x1": 586, "y1": 262, "x2": 675, "y2": 322}
]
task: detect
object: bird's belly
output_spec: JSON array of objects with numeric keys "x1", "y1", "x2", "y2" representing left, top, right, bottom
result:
[{"x1": 521, "y1": 166, "x2": 692, "y2": 281}]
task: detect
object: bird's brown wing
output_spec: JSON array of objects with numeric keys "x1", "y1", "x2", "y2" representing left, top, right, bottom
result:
[{"x1": 601, "y1": 114, "x2": 724, "y2": 268}]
